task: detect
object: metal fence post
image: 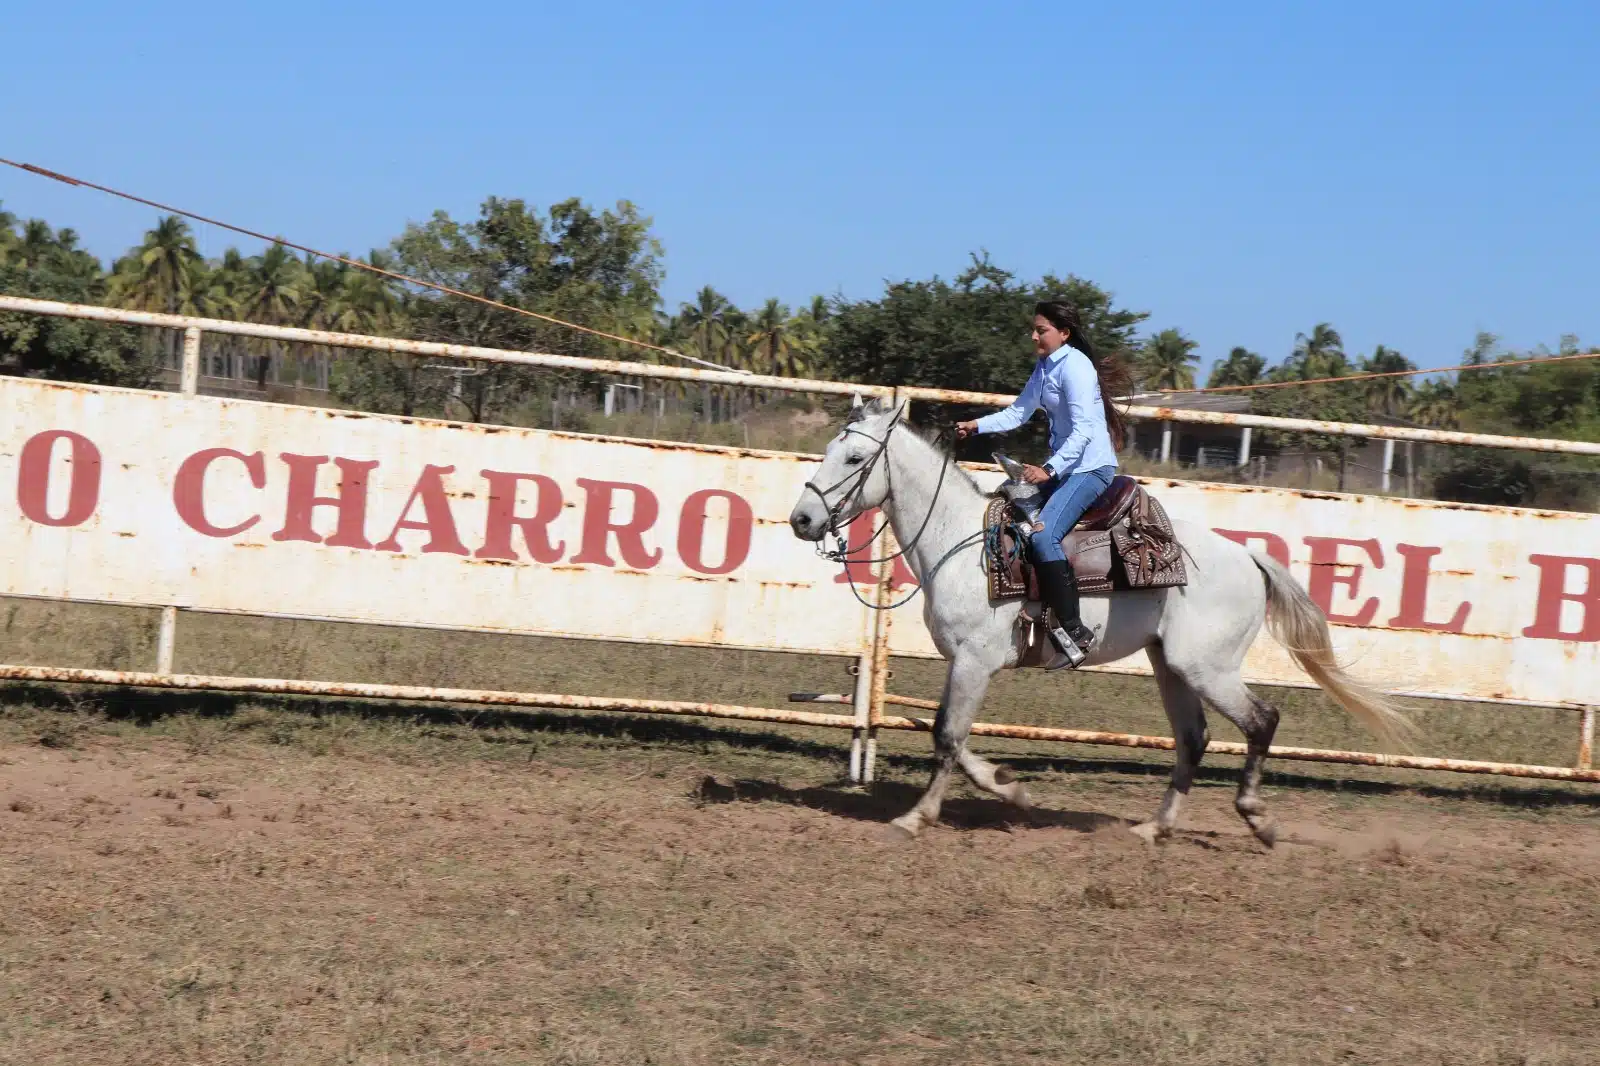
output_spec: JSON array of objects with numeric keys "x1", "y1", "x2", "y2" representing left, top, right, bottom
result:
[
  {"x1": 180, "y1": 326, "x2": 201, "y2": 396},
  {"x1": 156, "y1": 326, "x2": 203, "y2": 676},
  {"x1": 862, "y1": 389, "x2": 910, "y2": 784},
  {"x1": 156, "y1": 607, "x2": 177, "y2": 675},
  {"x1": 1580, "y1": 706, "x2": 1594, "y2": 772},
  {"x1": 864, "y1": 535, "x2": 895, "y2": 785},
  {"x1": 848, "y1": 654, "x2": 871, "y2": 784}
]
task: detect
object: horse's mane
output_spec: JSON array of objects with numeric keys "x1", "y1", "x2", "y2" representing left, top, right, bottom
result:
[{"x1": 897, "y1": 421, "x2": 987, "y2": 496}]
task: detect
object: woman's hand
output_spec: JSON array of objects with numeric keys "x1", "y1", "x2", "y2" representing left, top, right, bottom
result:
[
  {"x1": 1021, "y1": 464, "x2": 1051, "y2": 485},
  {"x1": 953, "y1": 420, "x2": 979, "y2": 441}
]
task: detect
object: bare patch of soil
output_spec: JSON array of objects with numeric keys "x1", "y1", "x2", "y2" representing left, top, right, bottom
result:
[{"x1": 1, "y1": 718, "x2": 1596, "y2": 1065}]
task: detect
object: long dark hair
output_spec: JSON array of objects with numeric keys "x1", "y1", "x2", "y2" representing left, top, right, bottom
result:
[{"x1": 1034, "y1": 299, "x2": 1132, "y2": 450}]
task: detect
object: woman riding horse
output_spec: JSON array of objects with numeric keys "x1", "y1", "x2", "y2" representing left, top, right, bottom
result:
[{"x1": 955, "y1": 300, "x2": 1131, "y2": 669}]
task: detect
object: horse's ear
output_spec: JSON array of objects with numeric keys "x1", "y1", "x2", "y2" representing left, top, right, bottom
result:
[{"x1": 846, "y1": 393, "x2": 868, "y2": 422}]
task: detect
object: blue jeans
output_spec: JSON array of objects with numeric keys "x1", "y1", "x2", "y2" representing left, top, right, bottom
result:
[{"x1": 1028, "y1": 466, "x2": 1116, "y2": 563}]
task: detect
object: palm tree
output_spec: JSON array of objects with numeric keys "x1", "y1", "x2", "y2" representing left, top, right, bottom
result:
[
  {"x1": 678, "y1": 287, "x2": 738, "y2": 420},
  {"x1": 677, "y1": 286, "x2": 732, "y2": 364},
  {"x1": 238, "y1": 244, "x2": 306, "y2": 325},
  {"x1": 1139, "y1": 328, "x2": 1199, "y2": 391},
  {"x1": 806, "y1": 294, "x2": 830, "y2": 327},
  {"x1": 720, "y1": 305, "x2": 752, "y2": 371},
  {"x1": 334, "y1": 253, "x2": 405, "y2": 336},
  {"x1": 19, "y1": 219, "x2": 57, "y2": 271},
  {"x1": 1287, "y1": 323, "x2": 1346, "y2": 379},
  {"x1": 781, "y1": 296, "x2": 832, "y2": 380},
  {"x1": 746, "y1": 299, "x2": 792, "y2": 376},
  {"x1": 1359, "y1": 344, "x2": 1416, "y2": 416},
  {"x1": 105, "y1": 216, "x2": 205, "y2": 369},
  {"x1": 1408, "y1": 380, "x2": 1459, "y2": 428},
  {"x1": 301, "y1": 257, "x2": 350, "y2": 331},
  {"x1": 109, "y1": 216, "x2": 201, "y2": 315},
  {"x1": 1207, "y1": 347, "x2": 1266, "y2": 388},
  {"x1": 238, "y1": 244, "x2": 307, "y2": 388},
  {"x1": 0, "y1": 204, "x2": 16, "y2": 255},
  {"x1": 203, "y1": 248, "x2": 247, "y2": 318}
]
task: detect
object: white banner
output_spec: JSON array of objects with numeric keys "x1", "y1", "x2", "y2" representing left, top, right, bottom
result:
[
  {"x1": 0, "y1": 379, "x2": 870, "y2": 657},
  {"x1": 2, "y1": 377, "x2": 1596, "y2": 707}
]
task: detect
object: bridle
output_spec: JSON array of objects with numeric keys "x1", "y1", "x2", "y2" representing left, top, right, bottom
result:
[{"x1": 802, "y1": 404, "x2": 975, "y2": 610}]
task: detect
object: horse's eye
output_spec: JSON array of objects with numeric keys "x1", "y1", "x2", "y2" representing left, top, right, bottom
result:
[{"x1": 845, "y1": 455, "x2": 864, "y2": 466}]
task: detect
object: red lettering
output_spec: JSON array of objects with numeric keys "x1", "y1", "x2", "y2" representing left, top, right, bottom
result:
[
  {"x1": 1304, "y1": 536, "x2": 1384, "y2": 626},
  {"x1": 570, "y1": 479, "x2": 663, "y2": 568},
  {"x1": 375, "y1": 465, "x2": 469, "y2": 555},
  {"x1": 677, "y1": 489, "x2": 753, "y2": 575},
  {"x1": 1523, "y1": 555, "x2": 1600, "y2": 642},
  {"x1": 271, "y1": 454, "x2": 378, "y2": 549},
  {"x1": 173, "y1": 448, "x2": 266, "y2": 538},
  {"x1": 1387, "y1": 543, "x2": 1471, "y2": 633},
  {"x1": 476, "y1": 471, "x2": 565, "y2": 563},
  {"x1": 1213, "y1": 528, "x2": 1290, "y2": 568},
  {"x1": 16, "y1": 430, "x2": 101, "y2": 527},
  {"x1": 830, "y1": 509, "x2": 917, "y2": 589}
]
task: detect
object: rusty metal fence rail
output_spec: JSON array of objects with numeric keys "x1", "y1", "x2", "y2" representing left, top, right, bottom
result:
[{"x1": 0, "y1": 294, "x2": 1595, "y2": 786}]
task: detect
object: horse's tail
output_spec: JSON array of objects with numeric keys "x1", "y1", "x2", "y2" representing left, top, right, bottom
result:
[{"x1": 1251, "y1": 551, "x2": 1416, "y2": 751}]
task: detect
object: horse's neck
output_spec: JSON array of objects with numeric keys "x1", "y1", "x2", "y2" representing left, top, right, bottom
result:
[{"x1": 881, "y1": 432, "x2": 984, "y2": 584}]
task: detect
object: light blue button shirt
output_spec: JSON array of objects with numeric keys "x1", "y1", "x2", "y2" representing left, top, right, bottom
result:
[{"x1": 973, "y1": 344, "x2": 1118, "y2": 477}]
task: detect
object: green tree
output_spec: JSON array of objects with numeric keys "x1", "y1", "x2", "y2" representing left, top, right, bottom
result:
[
  {"x1": 1433, "y1": 332, "x2": 1600, "y2": 509},
  {"x1": 1408, "y1": 380, "x2": 1458, "y2": 428},
  {"x1": 783, "y1": 296, "x2": 832, "y2": 379},
  {"x1": 106, "y1": 215, "x2": 206, "y2": 369},
  {"x1": 1207, "y1": 346, "x2": 1266, "y2": 388},
  {"x1": 1282, "y1": 322, "x2": 1346, "y2": 380},
  {"x1": 108, "y1": 215, "x2": 202, "y2": 315},
  {"x1": 1255, "y1": 323, "x2": 1367, "y2": 489},
  {"x1": 822, "y1": 255, "x2": 1147, "y2": 461},
  {"x1": 746, "y1": 298, "x2": 793, "y2": 376},
  {"x1": 677, "y1": 286, "x2": 734, "y2": 365},
  {"x1": 0, "y1": 205, "x2": 16, "y2": 265},
  {"x1": 826, "y1": 256, "x2": 1144, "y2": 386},
  {"x1": 1139, "y1": 328, "x2": 1199, "y2": 390},
  {"x1": 1358, "y1": 344, "x2": 1416, "y2": 416},
  {"x1": 0, "y1": 213, "x2": 152, "y2": 386},
  {"x1": 344, "y1": 195, "x2": 663, "y2": 424},
  {"x1": 236, "y1": 244, "x2": 308, "y2": 387}
]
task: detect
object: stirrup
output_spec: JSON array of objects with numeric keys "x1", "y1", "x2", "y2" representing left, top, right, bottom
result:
[{"x1": 1044, "y1": 624, "x2": 1092, "y2": 671}]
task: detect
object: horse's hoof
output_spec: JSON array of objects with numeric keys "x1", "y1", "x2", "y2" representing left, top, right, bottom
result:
[
  {"x1": 1251, "y1": 821, "x2": 1278, "y2": 849},
  {"x1": 884, "y1": 816, "x2": 921, "y2": 842},
  {"x1": 1129, "y1": 821, "x2": 1170, "y2": 845}
]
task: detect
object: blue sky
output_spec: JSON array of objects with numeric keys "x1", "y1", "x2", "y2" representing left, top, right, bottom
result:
[{"x1": 3, "y1": 1, "x2": 1597, "y2": 380}]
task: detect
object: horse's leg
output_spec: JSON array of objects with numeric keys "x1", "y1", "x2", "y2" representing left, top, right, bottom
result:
[
  {"x1": 1130, "y1": 643, "x2": 1208, "y2": 844},
  {"x1": 1188, "y1": 671, "x2": 1282, "y2": 847},
  {"x1": 889, "y1": 652, "x2": 996, "y2": 839},
  {"x1": 954, "y1": 746, "x2": 1032, "y2": 813}
]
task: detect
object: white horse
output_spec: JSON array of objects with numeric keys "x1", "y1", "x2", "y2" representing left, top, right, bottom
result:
[{"x1": 788, "y1": 398, "x2": 1412, "y2": 845}]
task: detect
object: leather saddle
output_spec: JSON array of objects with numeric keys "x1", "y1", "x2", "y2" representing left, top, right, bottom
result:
[{"x1": 984, "y1": 474, "x2": 1186, "y2": 603}]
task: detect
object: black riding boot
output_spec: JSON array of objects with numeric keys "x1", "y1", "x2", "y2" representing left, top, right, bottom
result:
[{"x1": 1036, "y1": 559, "x2": 1094, "y2": 670}]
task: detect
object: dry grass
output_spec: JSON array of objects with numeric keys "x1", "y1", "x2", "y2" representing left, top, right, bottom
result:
[{"x1": 1, "y1": 595, "x2": 1598, "y2": 1064}]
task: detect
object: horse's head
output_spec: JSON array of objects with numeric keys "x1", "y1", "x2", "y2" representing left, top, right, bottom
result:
[{"x1": 789, "y1": 395, "x2": 901, "y2": 543}]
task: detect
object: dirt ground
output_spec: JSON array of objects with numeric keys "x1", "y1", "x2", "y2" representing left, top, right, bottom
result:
[
  {"x1": 1, "y1": 596, "x2": 1597, "y2": 1064},
  {"x1": 0, "y1": 692, "x2": 1596, "y2": 1066}
]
